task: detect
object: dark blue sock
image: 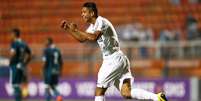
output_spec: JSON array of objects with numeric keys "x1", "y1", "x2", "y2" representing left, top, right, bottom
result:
[
  {"x1": 45, "y1": 88, "x2": 51, "y2": 101},
  {"x1": 13, "y1": 86, "x2": 22, "y2": 101},
  {"x1": 52, "y1": 86, "x2": 60, "y2": 97}
]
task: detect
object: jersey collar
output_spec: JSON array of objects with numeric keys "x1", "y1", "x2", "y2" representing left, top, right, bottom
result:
[
  {"x1": 15, "y1": 38, "x2": 22, "y2": 42},
  {"x1": 50, "y1": 44, "x2": 56, "y2": 48}
]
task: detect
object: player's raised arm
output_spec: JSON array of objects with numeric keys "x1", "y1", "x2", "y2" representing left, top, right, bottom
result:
[
  {"x1": 61, "y1": 20, "x2": 101, "y2": 42},
  {"x1": 61, "y1": 20, "x2": 86, "y2": 42}
]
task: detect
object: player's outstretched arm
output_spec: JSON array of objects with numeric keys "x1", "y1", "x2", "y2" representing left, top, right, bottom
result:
[{"x1": 61, "y1": 20, "x2": 102, "y2": 42}]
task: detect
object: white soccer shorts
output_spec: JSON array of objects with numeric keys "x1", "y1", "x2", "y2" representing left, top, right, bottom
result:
[{"x1": 97, "y1": 51, "x2": 133, "y2": 90}]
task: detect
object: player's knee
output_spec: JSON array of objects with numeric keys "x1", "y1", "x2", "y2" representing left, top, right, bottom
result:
[
  {"x1": 121, "y1": 90, "x2": 132, "y2": 99},
  {"x1": 121, "y1": 84, "x2": 132, "y2": 99},
  {"x1": 95, "y1": 87, "x2": 107, "y2": 96},
  {"x1": 121, "y1": 82, "x2": 132, "y2": 99}
]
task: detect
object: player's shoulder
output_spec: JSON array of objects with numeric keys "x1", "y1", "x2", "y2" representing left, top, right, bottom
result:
[
  {"x1": 97, "y1": 16, "x2": 109, "y2": 22},
  {"x1": 16, "y1": 39, "x2": 27, "y2": 46},
  {"x1": 22, "y1": 40, "x2": 28, "y2": 45},
  {"x1": 54, "y1": 47, "x2": 61, "y2": 52},
  {"x1": 97, "y1": 16, "x2": 105, "y2": 20},
  {"x1": 11, "y1": 40, "x2": 21, "y2": 47},
  {"x1": 96, "y1": 16, "x2": 105, "y2": 23},
  {"x1": 21, "y1": 41, "x2": 29, "y2": 47},
  {"x1": 44, "y1": 47, "x2": 50, "y2": 52},
  {"x1": 11, "y1": 41, "x2": 17, "y2": 46},
  {"x1": 97, "y1": 16, "x2": 112, "y2": 26}
]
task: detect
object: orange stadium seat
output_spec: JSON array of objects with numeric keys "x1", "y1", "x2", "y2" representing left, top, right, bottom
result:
[
  {"x1": 1, "y1": 0, "x2": 201, "y2": 78},
  {"x1": 1, "y1": 0, "x2": 201, "y2": 42}
]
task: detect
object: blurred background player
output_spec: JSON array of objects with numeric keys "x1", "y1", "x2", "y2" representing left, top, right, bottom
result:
[
  {"x1": 61, "y1": 2, "x2": 167, "y2": 101},
  {"x1": 42, "y1": 37, "x2": 63, "y2": 101},
  {"x1": 9, "y1": 28, "x2": 32, "y2": 101}
]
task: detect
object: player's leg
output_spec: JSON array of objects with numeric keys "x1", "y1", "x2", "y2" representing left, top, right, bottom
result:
[
  {"x1": 120, "y1": 78, "x2": 159, "y2": 101},
  {"x1": 96, "y1": 52, "x2": 135, "y2": 101},
  {"x1": 44, "y1": 73, "x2": 51, "y2": 101},
  {"x1": 10, "y1": 68, "x2": 22, "y2": 101},
  {"x1": 51, "y1": 75, "x2": 62, "y2": 101},
  {"x1": 51, "y1": 75, "x2": 59, "y2": 96},
  {"x1": 44, "y1": 85, "x2": 51, "y2": 101},
  {"x1": 115, "y1": 57, "x2": 167, "y2": 101},
  {"x1": 95, "y1": 69, "x2": 108, "y2": 101},
  {"x1": 115, "y1": 78, "x2": 132, "y2": 99},
  {"x1": 13, "y1": 85, "x2": 22, "y2": 101},
  {"x1": 95, "y1": 87, "x2": 107, "y2": 101},
  {"x1": 120, "y1": 78, "x2": 168, "y2": 101},
  {"x1": 21, "y1": 67, "x2": 29, "y2": 98},
  {"x1": 95, "y1": 57, "x2": 120, "y2": 101},
  {"x1": 51, "y1": 85, "x2": 60, "y2": 96}
]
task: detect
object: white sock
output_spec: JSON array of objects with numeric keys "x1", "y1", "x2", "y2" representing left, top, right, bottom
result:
[
  {"x1": 131, "y1": 88, "x2": 158, "y2": 101},
  {"x1": 95, "y1": 96, "x2": 105, "y2": 101}
]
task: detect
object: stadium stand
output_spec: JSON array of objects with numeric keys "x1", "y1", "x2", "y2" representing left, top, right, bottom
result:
[{"x1": 0, "y1": 0, "x2": 201, "y2": 78}]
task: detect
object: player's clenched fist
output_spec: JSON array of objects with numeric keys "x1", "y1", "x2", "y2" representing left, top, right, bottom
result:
[
  {"x1": 61, "y1": 20, "x2": 68, "y2": 30},
  {"x1": 61, "y1": 20, "x2": 77, "y2": 32},
  {"x1": 68, "y1": 22, "x2": 78, "y2": 32}
]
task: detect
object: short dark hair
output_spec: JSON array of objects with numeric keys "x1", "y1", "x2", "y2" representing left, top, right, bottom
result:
[
  {"x1": 11, "y1": 28, "x2": 20, "y2": 37},
  {"x1": 83, "y1": 2, "x2": 98, "y2": 17},
  {"x1": 47, "y1": 37, "x2": 53, "y2": 45}
]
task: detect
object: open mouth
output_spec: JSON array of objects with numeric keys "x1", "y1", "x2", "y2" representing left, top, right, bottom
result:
[{"x1": 82, "y1": 16, "x2": 88, "y2": 21}]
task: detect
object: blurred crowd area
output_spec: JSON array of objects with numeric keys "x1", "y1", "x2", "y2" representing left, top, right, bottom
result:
[
  {"x1": 0, "y1": 0, "x2": 201, "y2": 78},
  {"x1": 117, "y1": 15, "x2": 201, "y2": 59},
  {"x1": 118, "y1": 13, "x2": 201, "y2": 42}
]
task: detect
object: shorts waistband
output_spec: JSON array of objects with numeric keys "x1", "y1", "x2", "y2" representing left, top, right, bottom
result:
[{"x1": 103, "y1": 50, "x2": 123, "y2": 60}]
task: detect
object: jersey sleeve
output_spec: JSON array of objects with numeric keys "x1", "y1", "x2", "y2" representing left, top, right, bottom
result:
[
  {"x1": 95, "y1": 18, "x2": 104, "y2": 31},
  {"x1": 42, "y1": 49, "x2": 47, "y2": 62},
  {"x1": 86, "y1": 24, "x2": 93, "y2": 33},
  {"x1": 86, "y1": 17, "x2": 104, "y2": 33},
  {"x1": 10, "y1": 43, "x2": 17, "y2": 53}
]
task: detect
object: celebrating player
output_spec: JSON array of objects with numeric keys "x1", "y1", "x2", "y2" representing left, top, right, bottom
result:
[
  {"x1": 42, "y1": 37, "x2": 63, "y2": 101},
  {"x1": 9, "y1": 28, "x2": 32, "y2": 101},
  {"x1": 61, "y1": 2, "x2": 168, "y2": 101}
]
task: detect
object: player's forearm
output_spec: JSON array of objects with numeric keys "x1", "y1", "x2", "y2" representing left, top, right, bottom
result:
[
  {"x1": 23, "y1": 54, "x2": 32, "y2": 65},
  {"x1": 69, "y1": 30, "x2": 86, "y2": 42},
  {"x1": 61, "y1": 21, "x2": 98, "y2": 41},
  {"x1": 26, "y1": 56, "x2": 32, "y2": 64},
  {"x1": 74, "y1": 29, "x2": 98, "y2": 41},
  {"x1": 9, "y1": 51, "x2": 15, "y2": 61}
]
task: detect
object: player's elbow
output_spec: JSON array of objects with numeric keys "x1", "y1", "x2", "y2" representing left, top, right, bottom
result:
[
  {"x1": 29, "y1": 54, "x2": 33, "y2": 59},
  {"x1": 75, "y1": 36, "x2": 86, "y2": 43},
  {"x1": 87, "y1": 36, "x2": 98, "y2": 41},
  {"x1": 78, "y1": 38, "x2": 86, "y2": 43},
  {"x1": 88, "y1": 38, "x2": 97, "y2": 41}
]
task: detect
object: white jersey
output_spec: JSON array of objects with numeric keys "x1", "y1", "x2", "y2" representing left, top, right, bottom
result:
[
  {"x1": 86, "y1": 16, "x2": 120, "y2": 57},
  {"x1": 86, "y1": 16, "x2": 133, "y2": 88}
]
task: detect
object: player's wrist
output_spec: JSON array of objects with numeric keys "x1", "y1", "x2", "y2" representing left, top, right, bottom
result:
[{"x1": 73, "y1": 28, "x2": 79, "y2": 33}]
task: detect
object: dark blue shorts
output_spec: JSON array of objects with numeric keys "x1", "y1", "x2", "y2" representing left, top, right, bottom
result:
[
  {"x1": 10, "y1": 66, "x2": 24, "y2": 85},
  {"x1": 44, "y1": 73, "x2": 59, "y2": 86}
]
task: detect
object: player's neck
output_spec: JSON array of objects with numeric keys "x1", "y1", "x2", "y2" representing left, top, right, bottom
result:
[
  {"x1": 15, "y1": 38, "x2": 21, "y2": 41},
  {"x1": 49, "y1": 44, "x2": 55, "y2": 48},
  {"x1": 91, "y1": 17, "x2": 98, "y2": 24}
]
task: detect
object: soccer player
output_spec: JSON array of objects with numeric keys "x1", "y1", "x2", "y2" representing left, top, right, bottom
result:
[
  {"x1": 9, "y1": 28, "x2": 32, "y2": 101},
  {"x1": 61, "y1": 2, "x2": 168, "y2": 101},
  {"x1": 42, "y1": 37, "x2": 63, "y2": 101}
]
